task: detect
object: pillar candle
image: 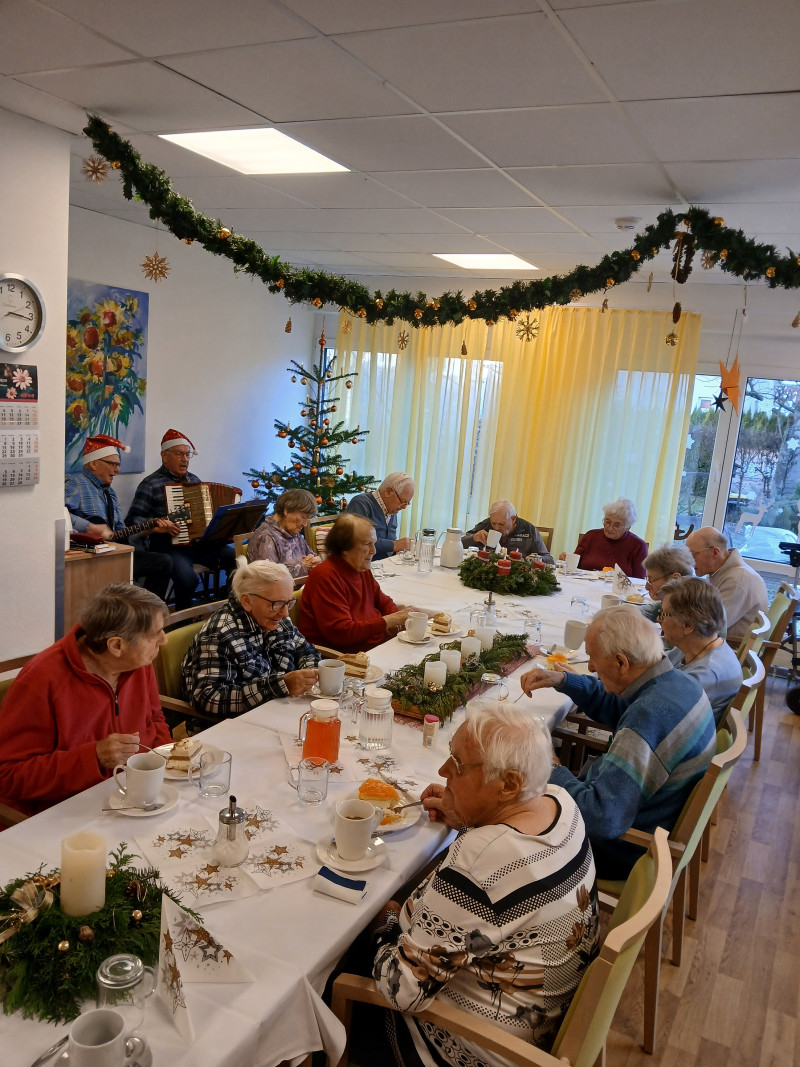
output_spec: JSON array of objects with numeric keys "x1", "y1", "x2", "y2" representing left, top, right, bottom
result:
[
  {"x1": 474, "y1": 626, "x2": 496, "y2": 651},
  {"x1": 460, "y1": 636, "x2": 482, "y2": 662},
  {"x1": 439, "y1": 649, "x2": 462, "y2": 675},
  {"x1": 60, "y1": 831, "x2": 107, "y2": 917},
  {"x1": 509, "y1": 551, "x2": 523, "y2": 560},
  {"x1": 496, "y1": 559, "x2": 511, "y2": 574},
  {"x1": 423, "y1": 660, "x2": 448, "y2": 688},
  {"x1": 477, "y1": 550, "x2": 490, "y2": 561}
]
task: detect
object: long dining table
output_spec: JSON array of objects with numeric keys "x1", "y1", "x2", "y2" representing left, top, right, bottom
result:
[{"x1": 0, "y1": 564, "x2": 615, "y2": 1067}]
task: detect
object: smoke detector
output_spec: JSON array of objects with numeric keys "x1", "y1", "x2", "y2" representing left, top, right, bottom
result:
[{"x1": 615, "y1": 217, "x2": 641, "y2": 231}]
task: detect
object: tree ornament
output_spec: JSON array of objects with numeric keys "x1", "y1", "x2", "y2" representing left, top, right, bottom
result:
[
  {"x1": 665, "y1": 332, "x2": 678, "y2": 346},
  {"x1": 352, "y1": 437, "x2": 359, "y2": 444},
  {"x1": 341, "y1": 318, "x2": 352, "y2": 335},
  {"x1": 111, "y1": 160, "x2": 121, "y2": 169},
  {"x1": 323, "y1": 418, "x2": 330, "y2": 425},
  {"x1": 515, "y1": 315, "x2": 539, "y2": 342},
  {"x1": 288, "y1": 439, "x2": 295, "y2": 447},
  {"x1": 251, "y1": 480, "x2": 260, "y2": 489},
  {"x1": 276, "y1": 278, "x2": 285, "y2": 289},
  {"x1": 468, "y1": 300, "x2": 477, "y2": 311},
  {"x1": 271, "y1": 474, "x2": 281, "y2": 484},
  {"x1": 508, "y1": 309, "x2": 518, "y2": 320},
  {"x1": 647, "y1": 272, "x2": 654, "y2": 292},
  {"x1": 291, "y1": 375, "x2": 297, "y2": 382},
  {"x1": 82, "y1": 155, "x2": 109, "y2": 182},
  {"x1": 336, "y1": 467, "x2": 343, "y2": 475},
  {"x1": 701, "y1": 250, "x2": 716, "y2": 269},
  {"x1": 397, "y1": 330, "x2": 409, "y2": 351},
  {"x1": 345, "y1": 380, "x2": 353, "y2": 389},
  {"x1": 285, "y1": 318, "x2": 292, "y2": 333},
  {"x1": 217, "y1": 228, "x2": 231, "y2": 239},
  {"x1": 712, "y1": 393, "x2": 727, "y2": 411},
  {"x1": 672, "y1": 301, "x2": 682, "y2": 324},
  {"x1": 310, "y1": 467, "x2": 318, "y2": 475},
  {"x1": 300, "y1": 409, "x2": 307, "y2": 417},
  {"x1": 277, "y1": 430, "x2": 287, "y2": 438},
  {"x1": 312, "y1": 298, "x2": 323, "y2": 308},
  {"x1": 793, "y1": 311, "x2": 800, "y2": 328},
  {"x1": 58, "y1": 940, "x2": 70, "y2": 952},
  {"x1": 294, "y1": 463, "x2": 302, "y2": 470},
  {"x1": 299, "y1": 444, "x2": 307, "y2": 452},
  {"x1": 141, "y1": 252, "x2": 170, "y2": 282},
  {"x1": 414, "y1": 308, "x2": 423, "y2": 320},
  {"x1": 300, "y1": 377, "x2": 307, "y2": 385},
  {"x1": 719, "y1": 249, "x2": 728, "y2": 261},
  {"x1": 78, "y1": 925, "x2": 95, "y2": 943},
  {"x1": 601, "y1": 298, "x2": 609, "y2": 312},
  {"x1": 766, "y1": 266, "x2": 776, "y2": 278},
  {"x1": 461, "y1": 341, "x2": 468, "y2": 355},
  {"x1": 605, "y1": 278, "x2": 615, "y2": 287},
  {"x1": 375, "y1": 298, "x2": 384, "y2": 309},
  {"x1": 340, "y1": 499, "x2": 347, "y2": 509},
  {"x1": 671, "y1": 232, "x2": 695, "y2": 283},
  {"x1": 131, "y1": 909, "x2": 143, "y2": 922},
  {"x1": 310, "y1": 419, "x2": 316, "y2": 427},
  {"x1": 714, "y1": 217, "x2": 725, "y2": 226},
  {"x1": 569, "y1": 289, "x2": 582, "y2": 302},
  {"x1": 631, "y1": 250, "x2": 641, "y2": 260},
  {"x1": 315, "y1": 495, "x2": 323, "y2": 504},
  {"x1": 327, "y1": 497, "x2": 335, "y2": 506},
  {"x1": 183, "y1": 238, "x2": 194, "y2": 245},
  {"x1": 331, "y1": 405, "x2": 337, "y2": 412},
  {"x1": 321, "y1": 438, "x2": 329, "y2": 446}
]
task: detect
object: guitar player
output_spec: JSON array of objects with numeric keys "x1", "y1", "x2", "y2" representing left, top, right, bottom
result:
[{"x1": 65, "y1": 434, "x2": 173, "y2": 601}]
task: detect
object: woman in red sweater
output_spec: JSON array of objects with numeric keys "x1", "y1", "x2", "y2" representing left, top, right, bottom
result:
[
  {"x1": 298, "y1": 514, "x2": 414, "y2": 653},
  {"x1": 570, "y1": 497, "x2": 648, "y2": 578}
]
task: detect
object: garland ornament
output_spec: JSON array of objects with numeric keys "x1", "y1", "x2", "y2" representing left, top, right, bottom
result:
[
  {"x1": 0, "y1": 882, "x2": 55, "y2": 945},
  {"x1": 83, "y1": 115, "x2": 800, "y2": 327}
]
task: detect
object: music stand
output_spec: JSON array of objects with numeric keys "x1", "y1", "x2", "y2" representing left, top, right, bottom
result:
[{"x1": 196, "y1": 501, "x2": 267, "y2": 544}]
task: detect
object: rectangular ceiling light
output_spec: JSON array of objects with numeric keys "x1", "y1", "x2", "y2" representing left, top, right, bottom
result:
[
  {"x1": 159, "y1": 128, "x2": 348, "y2": 174},
  {"x1": 433, "y1": 253, "x2": 538, "y2": 270}
]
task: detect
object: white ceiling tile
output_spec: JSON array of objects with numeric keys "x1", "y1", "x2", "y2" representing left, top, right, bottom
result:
[
  {"x1": 281, "y1": 0, "x2": 540, "y2": 35},
  {"x1": 665, "y1": 161, "x2": 800, "y2": 205},
  {"x1": 508, "y1": 164, "x2": 681, "y2": 206},
  {"x1": 334, "y1": 14, "x2": 606, "y2": 111},
  {"x1": 482, "y1": 232, "x2": 604, "y2": 255},
  {"x1": 276, "y1": 116, "x2": 485, "y2": 171},
  {"x1": 42, "y1": 0, "x2": 312, "y2": 56},
  {"x1": 555, "y1": 205, "x2": 682, "y2": 233},
  {"x1": 0, "y1": 0, "x2": 134, "y2": 75},
  {"x1": 687, "y1": 204, "x2": 800, "y2": 233},
  {"x1": 433, "y1": 208, "x2": 577, "y2": 234},
  {"x1": 162, "y1": 176, "x2": 301, "y2": 212},
  {"x1": 625, "y1": 95, "x2": 800, "y2": 162},
  {"x1": 444, "y1": 105, "x2": 651, "y2": 168},
  {"x1": 251, "y1": 174, "x2": 413, "y2": 210},
  {"x1": 562, "y1": 0, "x2": 800, "y2": 100},
  {"x1": 19, "y1": 62, "x2": 264, "y2": 131},
  {"x1": 216, "y1": 207, "x2": 465, "y2": 235},
  {"x1": 375, "y1": 170, "x2": 535, "y2": 208},
  {"x1": 163, "y1": 40, "x2": 416, "y2": 123}
]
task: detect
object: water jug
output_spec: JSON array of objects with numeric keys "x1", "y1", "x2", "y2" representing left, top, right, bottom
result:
[
  {"x1": 439, "y1": 528, "x2": 464, "y2": 569},
  {"x1": 417, "y1": 528, "x2": 437, "y2": 573}
]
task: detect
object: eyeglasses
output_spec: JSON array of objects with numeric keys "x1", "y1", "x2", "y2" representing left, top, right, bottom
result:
[
  {"x1": 97, "y1": 459, "x2": 120, "y2": 469},
  {"x1": 644, "y1": 573, "x2": 666, "y2": 587},
  {"x1": 249, "y1": 593, "x2": 295, "y2": 612},
  {"x1": 656, "y1": 611, "x2": 675, "y2": 620},
  {"x1": 167, "y1": 449, "x2": 192, "y2": 459},
  {"x1": 390, "y1": 488, "x2": 412, "y2": 508},
  {"x1": 603, "y1": 519, "x2": 626, "y2": 530},
  {"x1": 445, "y1": 746, "x2": 483, "y2": 775}
]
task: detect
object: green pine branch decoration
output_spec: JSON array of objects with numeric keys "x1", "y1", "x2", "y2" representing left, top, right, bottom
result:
[
  {"x1": 0, "y1": 843, "x2": 199, "y2": 1024},
  {"x1": 84, "y1": 115, "x2": 800, "y2": 327},
  {"x1": 458, "y1": 555, "x2": 561, "y2": 596}
]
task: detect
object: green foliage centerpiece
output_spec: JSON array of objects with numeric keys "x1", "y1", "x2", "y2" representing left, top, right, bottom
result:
[
  {"x1": 0, "y1": 844, "x2": 197, "y2": 1024},
  {"x1": 384, "y1": 633, "x2": 531, "y2": 723},
  {"x1": 458, "y1": 553, "x2": 560, "y2": 597}
]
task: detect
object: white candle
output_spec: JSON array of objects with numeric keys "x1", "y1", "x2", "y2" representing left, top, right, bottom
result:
[
  {"x1": 423, "y1": 660, "x2": 448, "y2": 688},
  {"x1": 439, "y1": 649, "x2": 462, "y2": 675},
  {"x1": 474, "y1": 626, "x2": 496, "y2": 651},
  {"x1": 460, "y1": 636, "x2": 482, "y2": 662},
  {"x1": 60, "y1": 831, "x2": 107, "y2": 917}
]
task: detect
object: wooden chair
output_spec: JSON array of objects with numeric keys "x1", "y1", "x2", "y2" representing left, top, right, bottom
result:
[
  {"x1": 305, "y1": 515, "x2": 335, "y2": 555},
  {"x1": 749, "y1": 584, "x2": 799, "y2": 760},
  {"x1": 0, "y1": 654, "x2": 36, "y2": 826},
  {"x1": 536, "y1": 525, "x2": 554, "y2": 553},
  {"x1": 735, "y1": 609, "x2": 770, "y2": 665},
  {"x1": 596, "y1": 708, "x2": 747, "y2": 1054},
  {"x1": 289, "y1": 588, "x2": 302, "y2": 626},
  {"x1": 155, "y1": 609, "x2": 221, "y2": 734},
  {"x1": 330, "y1": 828, "x2": 671, "y2": 1067}
]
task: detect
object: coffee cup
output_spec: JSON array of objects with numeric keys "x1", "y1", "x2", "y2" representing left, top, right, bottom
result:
[
  {"x1": 601, "y1": 593, "x2": 621, "y2": 611},
  {"x1": 485, "y1": 529, "x2": 501, "y2": 550},
  {"x1": 405, "y1": 611, "x2": 428, "y2": 641},
  {"x1": 334, "y1": 798, "x2": 383, "y2": 860},
  {"x1": 318, "y1": 658, "x2": 345, "y2": 696},
  {"x1": 564, "y1": 619, "x2": 589, "y2": 650},
  {"x1": 565, "y1": 552, "x2": 581, "y2": 573},
  {"x1": 112, "y1": 751, "x2": 165, "y2": 808},
  {"x1": 68, "y1": 1008, "x2": 145, "y2": 1067}
]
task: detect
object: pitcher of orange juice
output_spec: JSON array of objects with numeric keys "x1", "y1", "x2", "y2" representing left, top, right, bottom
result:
[{"x1": 298, "y1": 699, "x2": 341, "y2": 764}]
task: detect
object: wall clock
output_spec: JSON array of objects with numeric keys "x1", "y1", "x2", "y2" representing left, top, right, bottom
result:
[{"x1": 0, "y1": 274, "x2": 45, "y2": 353}]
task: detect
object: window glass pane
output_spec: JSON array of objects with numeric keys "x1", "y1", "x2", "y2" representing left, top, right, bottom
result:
[
  {"x1": 676, "y1": 374, "x2": 722, "y2": 535},
  {"x1": 725, "y1": 377, "x2": 800, "y2": 564}
]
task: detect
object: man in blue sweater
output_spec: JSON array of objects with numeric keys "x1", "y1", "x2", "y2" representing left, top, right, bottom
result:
[
  {"x1": 345, "y1": 472, "x2": 415, "y2": 560},
  {"x1": 521, "y1": 605, "x2": 716, "y2": 877}
]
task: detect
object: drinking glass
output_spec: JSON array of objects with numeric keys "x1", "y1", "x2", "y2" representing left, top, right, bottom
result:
[
  {"x1": 570, "y1": 596, "x2": 589, "y2": 618},
  {"x1": 96, "y1": 954, "x2": 155, "y2": 1033},
  {"x1": 288, "y1": 757, "x2": 329, "y2": 804},
  {"x1": 524, "y1": 615, "x2": 542, "y2": 645},
  {"x1": 189, "y1": 749, "x2": 232, "y2": 798},
  {"x1": 479, "y1": 672, "x2": 509, "y2": 701}
]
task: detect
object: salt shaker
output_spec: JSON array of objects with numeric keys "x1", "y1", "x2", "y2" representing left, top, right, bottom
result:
[{"x1": 213, "y1": 795, "x2": 249, "y2": 867}]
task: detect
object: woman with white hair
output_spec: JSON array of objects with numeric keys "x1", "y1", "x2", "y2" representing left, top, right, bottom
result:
[
  {"x1": 181, "y1": 557, "x2": 319, "y2": 718},
  {"x1": 246, "y1": 488, "x2": 321, "y2": 580},
  {"x1": 368, "y1": 703, "x2": 598, "y2": 1066},
  {"x1": 568, "y1": 496, "x2": 648, "y2": 577}
]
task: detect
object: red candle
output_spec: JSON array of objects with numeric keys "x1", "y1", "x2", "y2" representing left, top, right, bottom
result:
[
  {"x1": 497, "y1": 559, "x2": 512, "y2": 574},
  {"x1": 532, "y1": 559, "x2": 546, "y2": 571},
  {"x1": 509, "y1": 551, "x2": 522, "y2": 560},
  {"x1": 477, "y1": 550, "x2": 491, "y2": 561}
]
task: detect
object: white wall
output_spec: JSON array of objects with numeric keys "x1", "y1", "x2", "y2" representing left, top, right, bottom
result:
[
  {"x1": 0, "y1": 109, "x2": 70, "y2": 658},
  {"x1": 68, "y1": 208, "x2": 317, "y2": 518}
]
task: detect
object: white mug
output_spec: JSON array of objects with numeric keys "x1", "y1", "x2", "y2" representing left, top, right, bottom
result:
[
  {"x1": 565, "y1": 552, "x2": 581, "y2": 573},
  {"x1": 405, "y1": 611, "x2": 428, "y2": 641},
  {"x1": 601, "y1": 593, "x2": 621, "y2": 611},
  {"x1": 335, "y1": 798, "x2": 383, "y2": 860},
  {"x1": 68, "y1": 1008, "x2": 144, "y2": 1067},
  {"x1": 564, "y1": 619, "x2": 589, "y2": 650},
  {"x1": 318, "y1": 658, "x2": 345, "y2": 696},
  {"x1": 485, "y1": 529, "x2": 501, "y2": 550},
  {"x1": 112, "y1": 751, "x2": 165, "y2": 807}
]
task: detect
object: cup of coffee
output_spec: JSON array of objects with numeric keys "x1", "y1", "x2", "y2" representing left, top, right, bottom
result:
[
  {"x1": 288, "y1": 756, "x2": 329, "y2": 804},
  {"x1": 188, "y1": 749, "x2": 232, "y2": 798},
  {"x1": 334, "y1": 798, "x2": 383, "y2": 860},
  {"x1": 565, "y1": 552, "x2": 581, "y2": 573},
  {"x1": 485, "y1": 529, "x2": 501, "y2": 550},
  {"x1": 405, "y1": 611, "x2": 428, "y2": 641},
  {"x1": 601, "y1": 593, "x2": 621, "y2": 611},
  {"x1": 564, "y1": 619, "x2": 589, "y2": 650},
  {"x1": 112, "y1": 751, "x2": 165, "y2": 808},
  {"x1": 68, "y1": 1008, "x2": 145, "y2": 1067},
  {"x1": 318, "y1": 658, "x2": 345, "y2": 696}
]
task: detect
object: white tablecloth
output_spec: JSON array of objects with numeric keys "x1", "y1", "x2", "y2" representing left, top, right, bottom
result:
[{"x1": 0, "y1": 564, "x2": 613, "y2": 1067}]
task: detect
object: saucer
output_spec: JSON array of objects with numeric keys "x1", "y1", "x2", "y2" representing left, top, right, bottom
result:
[
  {"x1": 105, "y1": 784, "x2": 179, "y2": 817},
  {"x1": 58, "y1": 1035, "x2": 152, "y2": 1066},
  {"x1": 398, "y1": 631, "x2": 432, "y2": 646},
  {"x1": 316, "y1": 836, "x2": 387, "y2": 873}
]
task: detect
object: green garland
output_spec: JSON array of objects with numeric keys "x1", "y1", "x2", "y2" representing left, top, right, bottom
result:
[
  {"x1": 458, "y1": 554, "x2": 560, "y2": 596},
  {"x1": 82, "y1": 117, "x2": 800, "y2": 327},
  {"x1": 384, "y1": 632, "x2": 530, "y2": 723},
  {"x1": 0, "y1": 844, "x2": 199, "y2": 1024}
]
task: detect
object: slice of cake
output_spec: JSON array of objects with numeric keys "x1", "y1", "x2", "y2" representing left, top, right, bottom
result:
[
  {"x1": 342, "y1": 651, "x2": 369, "y2": 677},
  {"x1": 430, "y1": 612, "x2": 452, "y2": 635},
  {"x1": 166, "y1": 737, "x2": 201, "y2": 772},
  {"x1": 358, "y1": 777, "x2": 402, "y2": 824}
]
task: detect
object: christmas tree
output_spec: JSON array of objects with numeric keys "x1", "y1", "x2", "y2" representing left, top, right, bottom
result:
[{"x1": 245, "y1": 329, "x2": 378, "y2": 514}]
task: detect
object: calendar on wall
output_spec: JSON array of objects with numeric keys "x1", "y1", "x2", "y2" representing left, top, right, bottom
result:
[{"x1": 0, "y1": 362, "x2": 39, "y2": 486}]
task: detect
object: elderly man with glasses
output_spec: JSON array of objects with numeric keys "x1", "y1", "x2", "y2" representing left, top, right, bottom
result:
[
  {"x1": 685, "y1": 526, "x2": 768, "y2": 640},
  {"x1": 125, "y1": 428, "x2": 236, "y2": 609},
  {"x1": 462, "y1": 499, "x2": 554, "y2": 562},
  {"x1": 182, "y1": 558, "x2": 320, "y2": 719},
  {"x1": 345, "y1": 472, "x2": 415, "y2": 560},
  {"x1": 65, "y1": 433, "x2": 172, "y2": 599}
]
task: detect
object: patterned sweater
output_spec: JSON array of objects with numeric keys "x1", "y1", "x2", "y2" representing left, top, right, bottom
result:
[
  {"x1": 550, "y1": 657, "x2": 716, "y2": 877},
  {"x1": 373, "y1": 788, "x2": 598, "y2": 1067},
  {"x1": 181, "y1": 595, "x2": 319, "y2": 717}
]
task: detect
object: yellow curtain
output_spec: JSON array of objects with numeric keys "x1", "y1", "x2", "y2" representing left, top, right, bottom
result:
[
  {"x1": 334, "y1": 313, "x2": 495, "y2": 538},
  {"x1": 490, "y1": 307, "x2": 700, "y2": 556}
]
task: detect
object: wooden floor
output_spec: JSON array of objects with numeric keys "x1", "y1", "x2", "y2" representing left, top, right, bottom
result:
[{"x1": 606, "y1": 675, "x2": 800, "y2": 1066}]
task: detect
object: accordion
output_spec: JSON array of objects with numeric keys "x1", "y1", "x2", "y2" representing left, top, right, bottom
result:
[{"x1": 163, "y1": 482, "x2": 241, "y2": 544}]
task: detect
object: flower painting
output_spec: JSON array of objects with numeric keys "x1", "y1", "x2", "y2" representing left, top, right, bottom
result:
[{"x1": 65, "y1": 280, "x2": 149, "y2": 472}]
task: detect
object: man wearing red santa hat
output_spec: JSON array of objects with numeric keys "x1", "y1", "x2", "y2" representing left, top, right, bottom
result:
[
  {"x1": 65, "y1": 434, "x2": 172, "y2": 599},
  {"x1": 126, "y1": 429, "x2": 235, "y2": 609}
]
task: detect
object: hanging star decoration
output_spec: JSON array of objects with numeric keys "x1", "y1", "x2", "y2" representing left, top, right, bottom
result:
[
  {"x1": 397, "y1": 330, "x2": 409, "y2": 351},
  {"x1": 341, "y1": 317, "x2": 352, "y2": 335},
  {"x1": 787, "y1": 438, "x2": 800, "y2": 452},
  {"x1": 515, "y1": 314, "x2": 539, "y2": 341},
  {"x1": 712, "y1": 393, "x2": 728, "y2": 411},
  {"x1": 81, "y1": 154, "x2": 109, "y2": 182},
  {"x1": 719, "y1": 356, "x2": 742, "y2": 413},
  {"x1": 141, "y1": 251, "x2": 170, "y2": 282}
]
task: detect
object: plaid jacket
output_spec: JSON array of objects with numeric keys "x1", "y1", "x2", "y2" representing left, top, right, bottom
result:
[
  {"x1": 65, "y1": 470, "x2": 123, "y2": 533},
  {"x1": 181, "y1": 595, "x2": 320, "y2": 718}
]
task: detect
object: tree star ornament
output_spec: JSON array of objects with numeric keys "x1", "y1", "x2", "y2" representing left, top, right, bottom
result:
[
  {"x1": 81, "y1": 155, "x2": 109, "y2": 182},
  {"x1": 515, "y1": 315, "x2": 539, "y2": 342},
  {"x1": 712, "y1": 392, "x2": 727, "y2": 411},
  {"x1": 397, "y1": 330, "x2": 409, "y2": 351},
  {"x1": 718, "y1": 357, "x2": 742, "y2": 413},
  {"x1": 141, "y1": 251, "x2": 170, "y2": 282}
]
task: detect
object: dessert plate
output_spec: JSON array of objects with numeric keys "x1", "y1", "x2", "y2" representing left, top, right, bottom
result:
[
  {"x1": 104, "y1": 785, "x2": 179, "y2": 817},
  {"x1": 349, "y1": 790, "x2": 423, "y2": 832},
  {"x1": 398, "y1": 631, "x2": 432, "y2": 646},
  {"x1": 155, "y1": 742, "x2": 221, "y2": 780},
  {"x1": 316, "y1": 837, "x2": 387, "y2": 873}
]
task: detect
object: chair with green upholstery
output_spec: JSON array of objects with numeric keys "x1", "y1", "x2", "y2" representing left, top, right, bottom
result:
[
  {"x1": 330, "y1": 828, "x2": 671, "y2": 1067},
  {"x1": 154, "y1": 617, "x2": 219, "y2": 735},
  {"x1": 596, "y1": 707, "x2": 747, "y2": 1054},
  {"x1": 735, "y1": 609, "x2": 770, "y2": 664},
  {"x1": 748, "y1": 584, "x2": 799, "y2": 760}
]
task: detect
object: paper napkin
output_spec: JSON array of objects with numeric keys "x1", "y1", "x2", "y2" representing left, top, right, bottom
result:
[
  {"x1": 314, "y1": 866, "x2": 367, "y2": 904},
  {"x1": 612, "y1": 564, "x2": 633, "y2": 596}
]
